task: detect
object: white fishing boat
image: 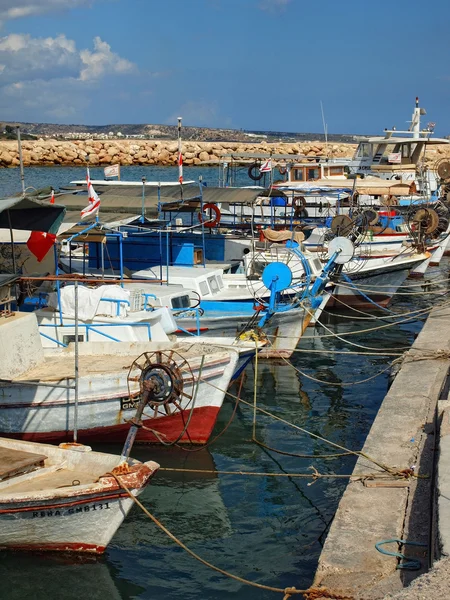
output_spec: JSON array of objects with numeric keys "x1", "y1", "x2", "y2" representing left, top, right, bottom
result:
[
  {"x1": 0, "y1": 437, "x2": 158, "y2": 553},
  {"x1": 240, "y1": 238, "x2": 430, "y2": 310},
  {"x1": 0, "y1": 312, "x2": 241, "y2": 445}
]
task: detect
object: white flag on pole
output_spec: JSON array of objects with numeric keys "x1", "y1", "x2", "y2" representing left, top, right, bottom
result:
[
  {"x1": 259, "y1": 159, "x2": 272, "y2": 173},
  {"x1": 80, "y1": 168, "x2": 101, "y2": 220},
  {"x1": 104, "y1": 164, "x2": 120, "y2": 178}
]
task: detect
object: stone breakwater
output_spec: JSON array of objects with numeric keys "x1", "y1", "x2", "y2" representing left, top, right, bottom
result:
[
  {"x1": 1, "y1": 139, "x2": 449, "y2": 168},
  {"x1": 0, "y1": 139, "x2": 356, "y2": 168}
]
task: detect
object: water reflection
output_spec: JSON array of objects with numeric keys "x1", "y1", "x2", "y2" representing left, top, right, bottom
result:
[
  {"x1": 2, "y1": 162, "x2": 448, "y2": 599},
  {"x1": 0, "y1": 554, "x2": 128, "y2": 600}
]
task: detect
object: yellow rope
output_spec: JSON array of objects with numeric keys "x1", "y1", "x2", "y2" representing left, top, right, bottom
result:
[
  {"x1": 158, "y1": 467, "x2": 410, "y2": 481},
  {"x1": 107, "y1": 471, "x2": 309, "y2": 597}
]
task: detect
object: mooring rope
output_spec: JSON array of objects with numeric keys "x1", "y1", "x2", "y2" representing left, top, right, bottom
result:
[{"x1": 109, "y1": 470, "x2": 357, "y2": 599}]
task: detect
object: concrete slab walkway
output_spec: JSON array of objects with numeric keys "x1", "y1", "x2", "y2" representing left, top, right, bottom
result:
[{"x1": 313, "y1": 305, "x2": 450, "y2": 598}]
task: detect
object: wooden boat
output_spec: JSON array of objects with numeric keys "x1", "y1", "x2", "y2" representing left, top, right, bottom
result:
[
  {"x1": 0, "y1": 437, "x2": 158, "y2": 553},
  {"x1": 0, "y1": 312, "x2": 240, "y2": 445}
]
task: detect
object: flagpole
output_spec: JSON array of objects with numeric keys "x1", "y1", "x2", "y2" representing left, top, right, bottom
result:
[
  {"x1": 16, "y1": 126, "x2": 25, "y2": 196},
  {"x1": 178, "y1": 117, "x2": 183, "y2": 201},
  {"x1": 141, "y1": 177, "x2": 146, "y2": 223}
]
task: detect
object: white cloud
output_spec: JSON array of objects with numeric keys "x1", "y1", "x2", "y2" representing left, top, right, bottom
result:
[
  {"x1": 0, "y1": 33, "x2": 80, "y2": 84},
  {"x1": 0, "y1": 0, "x2": 94, "y2": 22},
  {"x1": 0, "y1": 33, "x2": 137, "y2": 121},
  {"x1": 1, "y1": 77, "x2": 91, "y2": 119},
  {"x1": 80, "y1": 36, "x2": 136, "y2": 81},
  {"x1": 0, "y1": 33, "x2": 136, "y2": 84}
]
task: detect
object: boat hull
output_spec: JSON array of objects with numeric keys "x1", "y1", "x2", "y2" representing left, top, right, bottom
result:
[
  {"x1": 328, "y1": 268, "x2": 409, "y2": 309},
  {"x1": 0, "y1": 438, "x2": 158, "y2": 554},
  {"x1": 176, "y1": 306, "x2": 313, "y2": 358},
  {"x1": 0, "y1": 347, "x2": 239, "y2": 445}
]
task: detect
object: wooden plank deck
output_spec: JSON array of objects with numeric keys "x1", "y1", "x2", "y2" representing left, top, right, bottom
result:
[{"x1": 0, "y1": 447, "x2": 47, "y2": 480}]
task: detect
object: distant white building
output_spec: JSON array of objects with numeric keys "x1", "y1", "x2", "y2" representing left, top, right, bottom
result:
[{"x1": 244, "y1": 133, "x2": 268, "y2": 139}]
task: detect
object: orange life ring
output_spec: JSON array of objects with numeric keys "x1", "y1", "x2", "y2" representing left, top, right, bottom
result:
[
  {"x1": 198, "y1": 203, "x2": 221, "y2": 228},
  {"x1": 278, "y1": 165, "x2": 287, "y2": 175}
]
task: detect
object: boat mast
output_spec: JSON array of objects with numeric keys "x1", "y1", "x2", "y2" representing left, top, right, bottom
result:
[
  {"x1": 320, "y1": 100, "x2": 328, "y2": 153},
  {"x1": 410, "y1": 97, "x2": 421, "y2": 139},
  {"x1": 178, "y1": 117, "x2": 183, "y2": 201},
  {"x1": 16, "y1": 126, "x2": 25, "y2": 195}
]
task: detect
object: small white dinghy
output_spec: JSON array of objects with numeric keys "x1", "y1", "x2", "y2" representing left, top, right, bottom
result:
[{"x1": 0, "y1": 438, "x2": 159, "y2": 553}]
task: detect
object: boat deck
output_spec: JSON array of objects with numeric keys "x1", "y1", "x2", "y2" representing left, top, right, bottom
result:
[
  {"x1": 0, "y1": 447, "x2": 47, "y2": 480},
  {"x1": 12, "y1": 345, "x2": 231, "y2": 383},
  {"x1": 14, "y1": 353, "x2": 138, "y2": 382},
  {"x1": 0, "y1": 467, "x2": 97, "y2": 495}
]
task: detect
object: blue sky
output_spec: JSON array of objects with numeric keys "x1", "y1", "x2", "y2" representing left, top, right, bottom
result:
[{"x1": 0, "y1": 0, "x2": 449, "y2": 135}]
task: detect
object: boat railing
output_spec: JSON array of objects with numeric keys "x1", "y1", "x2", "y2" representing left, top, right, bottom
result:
[
  {"x1": 171, "y1": 307, "x2": 203, "y2": 337},
  {"x1": 101, "y1": 297, "x2": 130, "y2": 316},
  {"x1": 39, "y1": 321, "x2": 154, "y2": 346}
]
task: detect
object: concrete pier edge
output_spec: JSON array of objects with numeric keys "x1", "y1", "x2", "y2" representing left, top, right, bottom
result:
[{"x1": 313, "y1": 305, "x2": 450, "y2": 598}]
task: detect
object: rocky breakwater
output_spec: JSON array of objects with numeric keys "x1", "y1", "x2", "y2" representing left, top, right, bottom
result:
[{"x1": 0, "y1": 139, "x2": 356, "y2": 168}]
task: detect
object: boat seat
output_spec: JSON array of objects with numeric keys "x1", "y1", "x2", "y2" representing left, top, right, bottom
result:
[{"x1": 0, "y1": 447, "x2": 47, "y2": 481}]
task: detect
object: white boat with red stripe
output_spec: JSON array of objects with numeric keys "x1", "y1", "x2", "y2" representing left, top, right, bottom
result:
[{"x1": 0, "y1": 438, "x2": 158, "y2": 553}]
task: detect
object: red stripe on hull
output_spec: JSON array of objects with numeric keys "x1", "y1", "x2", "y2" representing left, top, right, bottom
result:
[
  {"x1": 0, "y1": 542, "x2": 105, "y2": 554},
  {"x1": 5, "y1": 406, "x2": 221, "y2": 445},
  {"x1": 0, "y1": 492, "x2": 128, "y2": 514}
]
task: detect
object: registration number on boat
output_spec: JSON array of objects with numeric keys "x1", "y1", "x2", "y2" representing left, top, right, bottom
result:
[{"x1": 31, "y1": 502, "x2": 111, "y2": 518}]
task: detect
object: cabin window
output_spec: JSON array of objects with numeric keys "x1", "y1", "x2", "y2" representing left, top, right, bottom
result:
[
  {"x1": 216, "y1": 275, "x2": 224, "y2": 289},
  {"x1": 357, "y1": 143, "x2": 371, "y2": 158},
  {"x1": 199, "y1": 281, "x2": 210, "y2": 296},
  {"x1": 207, "y1": 276, "x2": 219, "y2": 293},
  {"x1": 63, "y1": 334, "x2": 84, "y2": 345},
  {"x1": 292, "y1": 168, "x2": 304, "y2": 181},
  {"x1": 306, "y1": 168, "x2": 319, "y2": 180},
  {"x1": 171, "y1": 294, "x2": 190, "y2": 309},
  {"x1": 329, "y1": 166, "x2": 344, "y2": 176}
]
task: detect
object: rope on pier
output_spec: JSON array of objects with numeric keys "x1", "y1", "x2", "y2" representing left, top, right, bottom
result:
[
  {"x1": 158, "y1": 466, "x2": 409, "y2": 482},
  {"x1": 108, "y1": 470, "x2": 354, "y2": 599}
]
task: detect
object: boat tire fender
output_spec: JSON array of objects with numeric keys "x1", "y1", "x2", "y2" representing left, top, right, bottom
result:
[{"x1": 248, "y1": 163, "x2": 264, "y2": 181}]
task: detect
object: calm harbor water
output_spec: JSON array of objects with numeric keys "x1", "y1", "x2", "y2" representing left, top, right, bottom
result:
[
  {"x1": 1, "y1": 165, "x2": 447, "y2": 599},
  {"x1": 0, "y1": 164, "x2": 254, "y2": 198}
]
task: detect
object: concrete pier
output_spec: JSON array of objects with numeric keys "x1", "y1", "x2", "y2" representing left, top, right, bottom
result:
[{"x1": 313, "y1": 305, "x2": 450, "y2": 598}]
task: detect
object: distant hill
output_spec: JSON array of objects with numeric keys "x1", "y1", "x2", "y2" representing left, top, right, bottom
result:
[{"x1": 1, "y1": 121, "x2": 361, "y2": 144}]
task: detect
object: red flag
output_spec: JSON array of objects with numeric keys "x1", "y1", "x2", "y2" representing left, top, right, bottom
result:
[
  {"x1": 178, "y1": 151, "x2": 183, "y2": 184},
  {"x1": 80, "y1": 168, "x2": 101, "y2": 220},
  {"x1": 259, "y1": 159, "x2": 272, "y2": 173},
  {"x1": 50, "y1": 189, "x2": 55, "y2": 204},
  {"x1": 26, "y1": 231, "x2": 56, "y2": 262}
]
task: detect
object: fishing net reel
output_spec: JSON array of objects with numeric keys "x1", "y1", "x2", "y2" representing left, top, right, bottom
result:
[
  {"x1": 127, "y1": 350, "x2": 194, "y2": 418},
  {"x1": 434, "y1": 159, "x2": 450, "y2": 204},
  {"x1": 316, "y1": 209, "x2": 378, "y2": 273},
  {"x1": 435, "y1": 159, "x2": 450, "y2": 182},
  {"x1": 245, "y1": 245, "x2": 311, "y2": 307},
  {"x1": 406, "y1": 201, "x2": 450, "y2": 248}
]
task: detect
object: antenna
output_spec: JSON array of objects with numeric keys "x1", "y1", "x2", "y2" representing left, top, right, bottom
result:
[{"x1": 320, "y1": 101, "x2": 328, "y2": 152}]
